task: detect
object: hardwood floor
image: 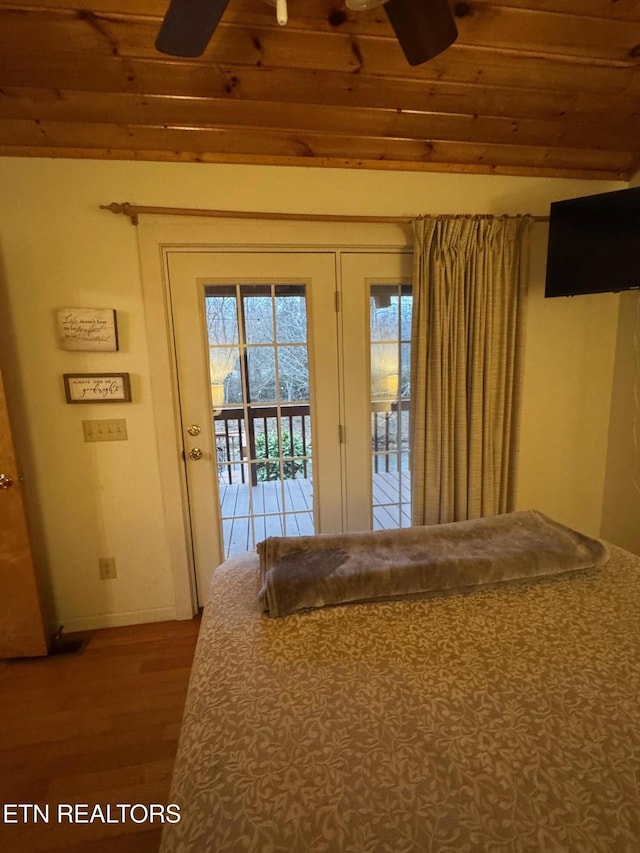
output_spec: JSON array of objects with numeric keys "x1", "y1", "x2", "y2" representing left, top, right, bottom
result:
[{"x1": 0, "y1": 617, "x2": 201, "y2": 852}]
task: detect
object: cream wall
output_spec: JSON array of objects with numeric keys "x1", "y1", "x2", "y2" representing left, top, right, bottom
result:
[
  {"x1": 601, "y1": 291, "x2": 640, "y2": 555},
  {"x1": 600, "y1": 168, "x2": 640, "y2": 555},
  {"x1": 516, "y1": 226, "x2": 620, "y2": 533},
  {"x1": 0, "y1": 158, "x2": 627, "y2": 629}
]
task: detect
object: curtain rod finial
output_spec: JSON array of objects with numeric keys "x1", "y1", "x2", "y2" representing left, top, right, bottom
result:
[{"x1": 100, "y1": 202, "x2": 138, "y2": 225}]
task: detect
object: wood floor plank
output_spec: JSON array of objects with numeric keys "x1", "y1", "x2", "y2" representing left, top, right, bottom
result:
[
  {"x1": 44, "y1": 759, "x2": 176, "y2": 800},
  {"x1": 52, "y1": 829, "x2": 163, "y2": 853},
  {"x1": 3, "y1": 813, "x2": 157, "y2": 853},
  {"x1": 0, "y1": 723, "x2": 170, "y2": 772},
  {"x1": 0, "y1": 616, "x2": 200, "y2": 853}
]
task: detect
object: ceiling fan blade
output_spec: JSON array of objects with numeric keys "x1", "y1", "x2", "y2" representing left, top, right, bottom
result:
[
  {"x1": 384, "y1": 0, "x2": 458, "y2": 66},
  {"x1": 155, "y1": 0, "x2": 232, "y2": 57}
]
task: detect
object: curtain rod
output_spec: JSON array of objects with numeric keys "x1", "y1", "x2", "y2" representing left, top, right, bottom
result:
[{"x1": 100, "y1": 202, "x2": 550, "y2": 227}]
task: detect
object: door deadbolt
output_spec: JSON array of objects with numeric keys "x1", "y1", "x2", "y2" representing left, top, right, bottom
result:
[
  {"x1": 188, "y1": 447, "x2": 203, "y2": 461},
  {"x1": 187, "y1": 424, "x2": 201, "y2": 436}
]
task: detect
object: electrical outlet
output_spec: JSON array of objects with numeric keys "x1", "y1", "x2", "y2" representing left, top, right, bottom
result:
[
  {"x1": 99, "y1": 557, "x2": 117, "y2": 580},
  {"x1": 83, "y1": 419, "x2": 128, "y2": 443}
]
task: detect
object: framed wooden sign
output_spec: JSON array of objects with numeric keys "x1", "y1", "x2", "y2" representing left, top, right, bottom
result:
[
  {"x1": 63, "y1": 373, "x2": 132, "y2": 404},
  {"x1": 57, "y1": 308, "x2": 119, "y2": 351}
]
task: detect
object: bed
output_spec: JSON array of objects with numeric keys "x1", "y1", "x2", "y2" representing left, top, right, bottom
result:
[{"x1": 161, "y1": 513, "x2": 640, "y2": 852}]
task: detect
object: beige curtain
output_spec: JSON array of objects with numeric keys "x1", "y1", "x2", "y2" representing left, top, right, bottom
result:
[{"x1": 410, "y1": 215, "x2": 532, "y2": 525}]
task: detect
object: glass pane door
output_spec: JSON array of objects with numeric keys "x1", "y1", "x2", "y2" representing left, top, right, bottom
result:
[
  {"x1": 370, "y1": 283, "x2": 412, "y2": 528},
  {"x1": 205, "y1": 283, "x2": 314, "y2": 559},
  {"x1": 340, "y1": 252, "x2": 413, "y2": 533},
  {"x1": 167, "y1": 249, "x2": 341, "y2": 602}
]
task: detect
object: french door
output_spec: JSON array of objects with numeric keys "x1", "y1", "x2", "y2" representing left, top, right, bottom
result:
[
  {"x1": 166, "y1": 249, "x2": 411, "y2": 602},
  {"x1": 341, "y1": 254, "x2": 413, "y2": 532}
]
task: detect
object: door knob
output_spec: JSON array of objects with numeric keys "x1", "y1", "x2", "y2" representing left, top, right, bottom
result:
[
  {"x1": 0, "y1": 473, "x2": 14, "y2": 489},
  {"x1": 188, "y1": 448, "x2": 203, "y2": 461}
]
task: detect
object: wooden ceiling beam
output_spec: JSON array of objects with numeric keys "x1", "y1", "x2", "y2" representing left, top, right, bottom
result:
[
  {"x1": 0, "y1": 1, "x2": 636, "y2": 179},
  {"x1": 1, "y1": 87, "x2": 637, "y2": 153},
  {"x1": 3, "y1": 0, "x2": 638, "y2": 23},
  {"x1": 0, "y1": 118, "x2": 632, "y2": 177},
  {"x1": 2, "y1": 57, "x2": 636, "y2": 123},
  {"x1": 0, "y1": 141, "x2": 629, "y2": 181},
  {"x1": 471, "y1": 0, "x2": 640, "y2": 18},
  {"x1": 0, "y1": 7, "x2": 638, "y2": 69},
  {"x1": 2, "y1": 0, "x2": 639, "y2": 38},
  {"x1": 1, "y1": 33, "x2": 637, "y2": 101}
]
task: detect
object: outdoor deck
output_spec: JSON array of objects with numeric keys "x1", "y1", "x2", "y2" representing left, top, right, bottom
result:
[
  {"x1": 373, "y1": 471, "x2": 412, "y2": 529},
  {"x1": 219, "y1": 471, "x2": 411, "y2": 559}
]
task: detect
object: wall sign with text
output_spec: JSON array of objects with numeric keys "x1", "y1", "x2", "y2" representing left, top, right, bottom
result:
[
  {"x1": 57, "y1": 308, "x2": 119, "y2": 351},
  {"x1": 63, "y1": 373, "x2": 132, "y2": 404}
]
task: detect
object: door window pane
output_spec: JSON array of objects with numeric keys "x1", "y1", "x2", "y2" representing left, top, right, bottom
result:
[
  {"x1": 247, "y1": 349, "x2": 276, "y2": 403},
  {"x1": 205, "y1": 291, "x2": 238, "y2": 346},
  {"x1": 278, "y1": 346, "x2": 309, "y2": 402},
  {"x1": 242, "y1": 286, "x2": 274, "y2": 344},
  {"x1": 276, "y1": 286, "x2": 307, "y2": 343},
  {"x1": 370, "y1": 286, "x2": 400, "y2": 341},
  {"x1": 370, "y1": 282, "x2": 412, "y2": 530},
  {"x1": 205, "y1": 282, "x2": 315, "y2": 559}
]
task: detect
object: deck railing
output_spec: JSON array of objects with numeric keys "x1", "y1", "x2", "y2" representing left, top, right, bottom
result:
[
  {"x1": 214, "y1": 405, "x2": 311, "y2": 486},
  {"x1": 371, "y1": 400, "x2": 410, "y2": 473},
  {"x1": 214, "y1": 399, "x2": 410, "y2": 484}
]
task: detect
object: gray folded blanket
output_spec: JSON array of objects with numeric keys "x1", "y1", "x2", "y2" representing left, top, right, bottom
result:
[{"x1": 257, "y1": 510, "x2": 609, "y2": 617}]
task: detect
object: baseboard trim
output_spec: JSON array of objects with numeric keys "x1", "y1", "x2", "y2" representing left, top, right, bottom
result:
[{"x1": 50, "y1": 606, "x2": 178, "y2": 634}]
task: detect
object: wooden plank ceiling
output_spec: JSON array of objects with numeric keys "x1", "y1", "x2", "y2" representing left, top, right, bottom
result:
[{"x1": 0, "y1": 0, "x2": 638, "y2": 179}]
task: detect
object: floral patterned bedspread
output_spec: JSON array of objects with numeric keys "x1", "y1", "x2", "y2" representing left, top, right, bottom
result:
[{"x1": 161, "y1": 545, "x2": 640, "y2": 852}]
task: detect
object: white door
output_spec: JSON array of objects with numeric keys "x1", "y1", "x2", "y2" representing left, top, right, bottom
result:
[
  {"x1": 168, "y1": 251, "x2": 342, "y2": 600},
  {"x1": 340, "y1": 252, "x2": 414, "y2": 531},
  {"x1": 166, "y1": 248, "x2": 412, "y2": 603}
]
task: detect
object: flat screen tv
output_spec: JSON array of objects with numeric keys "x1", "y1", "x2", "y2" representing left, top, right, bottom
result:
[{"x1": 544, "y1": 186, "x2": 640, "y2": 298}]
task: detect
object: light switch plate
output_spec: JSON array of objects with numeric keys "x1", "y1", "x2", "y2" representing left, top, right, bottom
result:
[{"x1": 82, "y1": 419, "x2": 128, "y2": 442}]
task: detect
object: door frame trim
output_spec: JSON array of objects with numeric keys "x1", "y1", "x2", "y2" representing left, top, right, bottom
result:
[{"x1": 137, "y1": 219, "x2": 412, "y2": 618}]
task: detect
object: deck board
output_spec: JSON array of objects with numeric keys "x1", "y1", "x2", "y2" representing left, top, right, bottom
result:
[
  {"x1": 287, "y1": 512, "x2": 314, "y2": 537},
  {"x1": 220, "y1": 474, "x2": 411, "y2": 558},
  {"x1": 373, "y1": 471, "x2": 411, "y2": 504}
]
